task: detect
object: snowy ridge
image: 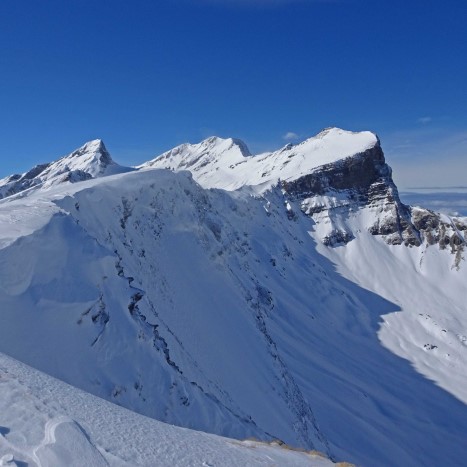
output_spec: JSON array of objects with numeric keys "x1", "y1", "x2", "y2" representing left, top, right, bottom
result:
[
  {"x1": 0, "y1": 139, "x2": 132, "y2": 200},
  {"x1": 141, "y1": 128, "x2": 378, "y2": 191}
]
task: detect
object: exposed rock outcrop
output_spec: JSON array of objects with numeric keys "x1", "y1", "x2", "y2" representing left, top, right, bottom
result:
[{"x1": 281, "y1": 139, "x2": 465, "y2": 263}]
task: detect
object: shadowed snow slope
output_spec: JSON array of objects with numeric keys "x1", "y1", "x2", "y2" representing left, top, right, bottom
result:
[{"x1": 0, "y1": 130, "x2": 466, "y2": 467}]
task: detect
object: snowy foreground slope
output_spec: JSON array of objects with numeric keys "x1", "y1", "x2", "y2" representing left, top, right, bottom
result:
[
  {"x1": 0, "y1": 352, "x2": 334, "y2": 467},
  {"x1": 0, "y1": 129, "x2": 466, "y2": 466}
]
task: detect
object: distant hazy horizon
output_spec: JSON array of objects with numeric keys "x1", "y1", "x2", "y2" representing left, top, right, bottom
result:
[{"x1": 399, "y1": 189, "x2": 467, "y2": 217}]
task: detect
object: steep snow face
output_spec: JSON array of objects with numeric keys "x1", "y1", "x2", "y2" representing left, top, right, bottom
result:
[
  {"x1": 0, "y1": 171, "x2": 330, "y2": 455},
  {"x1": 142, "y1": 128, "x2": 378, "y2": 191},
  {"x1": 0, "y1": 167, "x2": 467, "y2": 467},
  {"x1": 0, "y1": 353, "x2": 334, "y2": 467},
  {"x1": 0, "y1": 140, "x2": 132, "y2": 200}
]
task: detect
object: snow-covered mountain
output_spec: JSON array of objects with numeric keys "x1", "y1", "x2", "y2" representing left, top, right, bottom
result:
[
  {"x1": 0, "y1": 129, "x2": 466, "y2": 466},
  {"x1": 143, "y1": 128, "x2": 465, "y2": 265},
  {"x1": 140, "y1": 128, "x2": 378, "y2": 192},
  {"x1": 0, "y1": 139, "x2": 132, "y2": 200}
]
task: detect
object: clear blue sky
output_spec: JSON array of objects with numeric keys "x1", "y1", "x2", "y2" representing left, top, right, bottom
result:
[{"x1": 1, "y1": 0, "x2": 466, "y2": 187}]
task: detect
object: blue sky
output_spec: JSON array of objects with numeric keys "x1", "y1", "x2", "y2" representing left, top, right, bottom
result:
[{"x1": 0, "y1": 0, "x2": 466, "y2": 188}]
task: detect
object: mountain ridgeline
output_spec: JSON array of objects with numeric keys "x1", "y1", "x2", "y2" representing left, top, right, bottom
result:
[
  {"x1": 142, "y1": 128, "x2": 466, "y2": 265},
  {"x1": 0, "y1": 128, "x2": 466, "y2": 467}
]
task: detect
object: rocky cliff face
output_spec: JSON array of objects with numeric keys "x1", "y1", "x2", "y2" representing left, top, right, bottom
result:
[{"x1": 280, "y1": 139, "x2": 466, "y2": 266}]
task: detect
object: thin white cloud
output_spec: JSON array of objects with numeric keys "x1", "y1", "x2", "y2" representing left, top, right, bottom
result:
[
  {"x1": 417, "y1": 116, "x2": 432, "y2": 124},
  {"x1": 283, "y1": 131, "x2": 299, "y2": 141}
]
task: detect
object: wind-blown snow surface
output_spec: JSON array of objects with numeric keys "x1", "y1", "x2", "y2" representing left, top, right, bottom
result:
[
  {"x1": 0, "y1": 352, "x2": 333, "y2": 467},
  {"x1": 0, "y1": 131, "x2": 466, "y2": 466}
]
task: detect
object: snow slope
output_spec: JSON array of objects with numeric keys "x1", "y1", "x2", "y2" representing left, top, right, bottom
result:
[
  {"x1": 0, "y1": 352, "x2": 334, "y2": 467},
  {"x1": 0, "y1": 132, "x2": 466, "y2": 466},
  {"x1": 314, "y1": 208, "x2": 467, "y2": 403},
  {"x1": 0, "y1": 171, "x2": 332, "y2": 453}
]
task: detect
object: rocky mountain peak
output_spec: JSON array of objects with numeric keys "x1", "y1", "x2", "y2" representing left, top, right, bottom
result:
[
  {"x1": 62, "y1": 139, "x2": 114, "y2": 174},
  {"x1": 0, "y1": 139, "x2": 130, "y2": 200},
  {"x1": 281, "y1": 141, "x2": 465, "y2": 266}
]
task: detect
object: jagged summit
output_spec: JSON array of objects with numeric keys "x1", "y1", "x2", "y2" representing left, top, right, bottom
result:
[
  {"x1": 201, "y1": 135, "x2": 251, "y2": 155},
  {"x1": 52, "y1": 138, "x2": 117, "y2": 178},
  {"x1": 70, "y1": 138, "x2": 112, "y2": 167},
  {"x1": 0, "y1": 139, "x2": 132, "y2": 200},
  {"x1": 139, "y1": 135, "x2": 251, "y2": 185},
  {"x1": 76, "y1": 138, "x2": 105, "y2": 151}
]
